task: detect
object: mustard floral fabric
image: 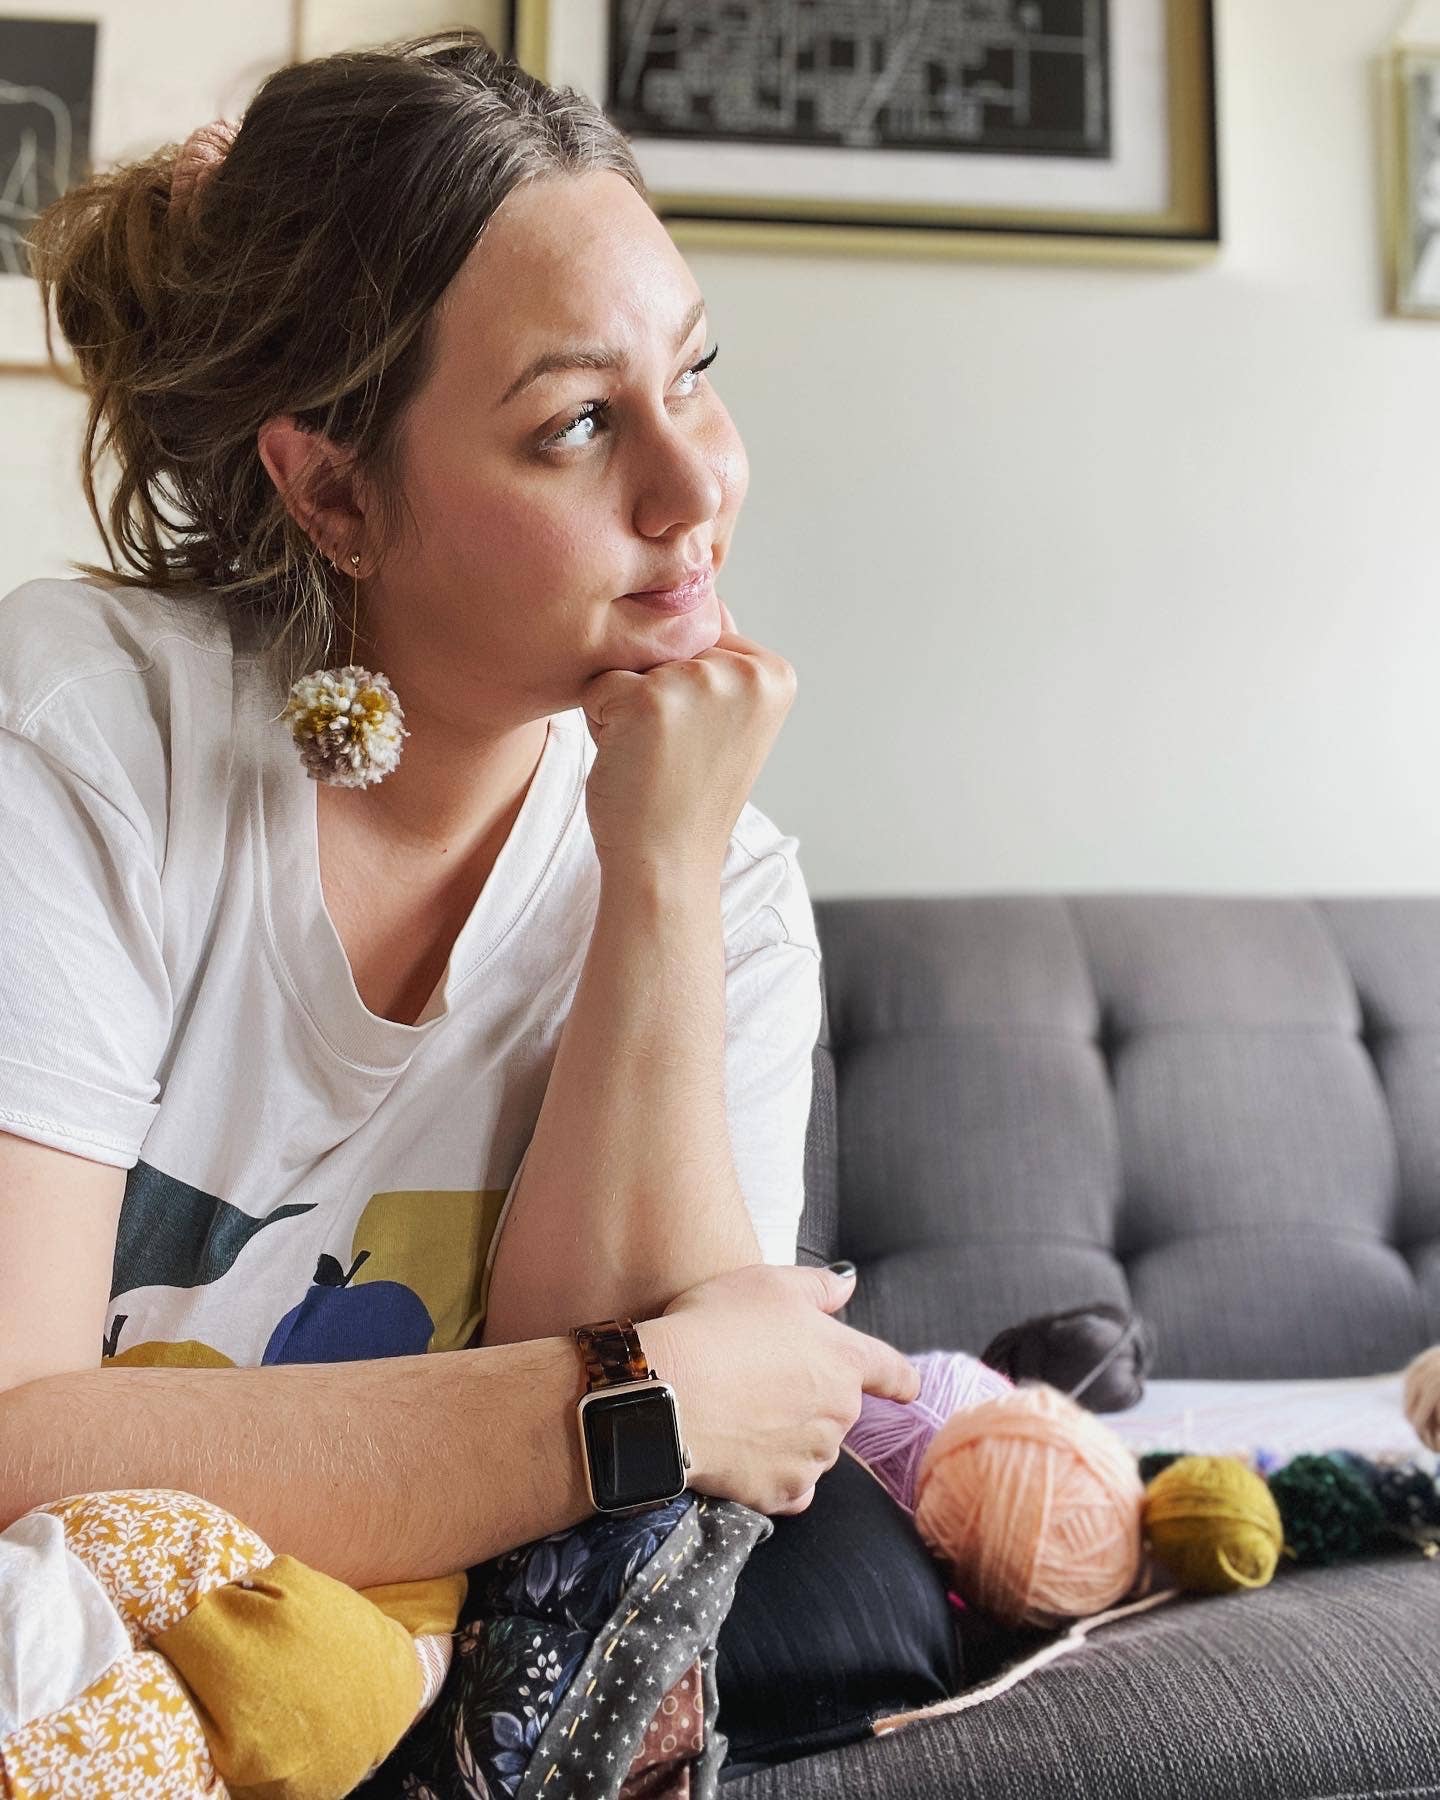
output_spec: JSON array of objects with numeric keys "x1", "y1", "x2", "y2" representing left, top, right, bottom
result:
[{"x1": 0, "y1": 1489, "x2": 463, "y2": 1800}]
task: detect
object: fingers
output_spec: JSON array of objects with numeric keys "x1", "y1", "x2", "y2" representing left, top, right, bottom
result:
[
  {"x1": 580, "y1": 667, "x2": 646, "y2": 745},
  {"x1": 808, "y1": 1262, "x2": 857, "y2": 1316},
  {"x1": 771, "y1": 1485, "x2": 815, "y2": 1517},
  {"x1": 860, "y1": 1334, "x2": 922, "y2": 1405}
]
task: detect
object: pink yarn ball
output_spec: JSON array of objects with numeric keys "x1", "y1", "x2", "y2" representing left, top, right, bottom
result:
[
  {"x1": 913, "y1": 1383, "x2": 1144, "y2": 1630},
  {"x1": 1405, "y1": 1345, "x2": 1440, "y2": 1450},
  {"x1": 845, "y1": 1350, "x2": 1013, "y2": 1511}
]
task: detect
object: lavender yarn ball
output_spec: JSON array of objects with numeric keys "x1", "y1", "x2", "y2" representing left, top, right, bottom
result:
[{"x1": 846, "y1": 1349, "x2": 1013, "y2": 1511}]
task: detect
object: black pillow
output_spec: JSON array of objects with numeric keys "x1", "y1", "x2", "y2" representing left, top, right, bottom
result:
[{"x1": 714, "y1": 1448, "x2": 962, "y2": 1778}]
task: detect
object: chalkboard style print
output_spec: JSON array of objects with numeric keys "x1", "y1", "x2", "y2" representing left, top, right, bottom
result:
[
  {"x1": 0, "y1": 16, "x2": 97, "y2": 365},
  {"x1": 0, "y1": 17, "x2": 95, "y2": 280}
]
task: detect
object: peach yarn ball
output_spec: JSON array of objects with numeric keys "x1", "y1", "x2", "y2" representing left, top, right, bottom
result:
[
  {"x1": 1405, "y1": 1346, "x2": 1440, "y2": 1450},
  {"x1": 914, "y1": 1382, "x2": 1144, "y2": 1629}
]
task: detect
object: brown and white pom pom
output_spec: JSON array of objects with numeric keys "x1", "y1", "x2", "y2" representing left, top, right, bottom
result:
[
  {"x1": 282, "y1": 666, "x2": 408, "y2": 787},
  {"x1": 1404, "y1": 1345, "x2": 1440, "y2": 1451}
]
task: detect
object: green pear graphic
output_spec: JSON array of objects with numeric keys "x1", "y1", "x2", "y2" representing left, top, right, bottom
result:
[{"x1": 111, "y1": 1159, "x2": 316, "y2": 1301}]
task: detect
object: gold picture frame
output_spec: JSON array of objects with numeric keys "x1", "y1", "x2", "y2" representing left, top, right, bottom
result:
[
  {"x1": 510, "y1": 0, "x2": 1220, "y2": 266},
  {"x1": 1384, "y1": 43, "x2": 1440, "y2": 320}
]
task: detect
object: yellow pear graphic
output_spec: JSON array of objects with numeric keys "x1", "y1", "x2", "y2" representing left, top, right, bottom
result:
[
  {"x1": 103, "y1": 1314, "x2": 235, "y2": 1368},
  {"x1": 348, "y1": 1188, "x2": 510, "y2": 1353},
  {"x1": 109, "y1": 1340, "x2": 236, "y2": 1368}
]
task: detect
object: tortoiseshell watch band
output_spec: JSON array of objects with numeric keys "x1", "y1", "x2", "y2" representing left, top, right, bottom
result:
[{"x1": 572, "y1": 1317, "x2": 653, "y2": 1391}]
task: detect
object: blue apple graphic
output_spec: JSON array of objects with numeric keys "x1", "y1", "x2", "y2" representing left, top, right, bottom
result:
[{"x1": 262, "y1": 1250, "x2": 434, "y2": 1364}]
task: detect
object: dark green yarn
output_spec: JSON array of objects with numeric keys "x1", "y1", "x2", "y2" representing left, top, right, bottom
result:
[
  {"x1": 1326, "y1": 1451, "x2": 1440, "y2": 1543},
  {"x1": 1269, "y1": 1453, "x2": 1387, "y2": 1565},
  {"x1": 1138, "y1": 1450, "x2": 1185, "y2": 1485}
]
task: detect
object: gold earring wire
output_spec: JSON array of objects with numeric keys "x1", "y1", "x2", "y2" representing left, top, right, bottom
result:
[{"x1": 348, "y1": 552, "x2": 360, "y2": 666}]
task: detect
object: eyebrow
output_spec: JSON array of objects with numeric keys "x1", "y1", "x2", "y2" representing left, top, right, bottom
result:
[{"x1": 499, "y1": 297, "x2": 707, "y2": 407}]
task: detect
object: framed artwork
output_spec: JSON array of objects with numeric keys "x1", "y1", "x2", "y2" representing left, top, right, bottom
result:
[
  {"x1": 0, "y1": 12, "x2": 95, "y2": 370},
  {"x1": 510, "y1": 0, "x2": 1220, "y2": 264},
  {"x1": 0, "y1": 1, "x2": 288, "y2": 374},
  {"x1": 1386, "y1": 44, "x2": 1440, "y2": 320},
  {"x1": 292, "y1": 0, "x2": 507, "y2": 61}
]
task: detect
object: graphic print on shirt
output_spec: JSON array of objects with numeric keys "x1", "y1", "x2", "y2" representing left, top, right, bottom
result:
[
  {"x1": 261, "y1": 1187, "x2": 511, "y2": 1364},
  {"x1": 110, "y1": 1160, "x2": 317, "y2": 1299},
  {"x1": 103, "y1": 1315, "x2": 236, "y2": 1368},
  {"x1": 103, "y1": 1160, "x2": 314, "y2": 1366},
  {"x1": 102, "y1": 1161, "x2": 511, "y2": 1368}
]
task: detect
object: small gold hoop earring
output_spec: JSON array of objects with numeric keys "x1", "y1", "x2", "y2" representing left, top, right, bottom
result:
[{"x1": 280, "y1": 545, "x2": 409, "y2": 787}]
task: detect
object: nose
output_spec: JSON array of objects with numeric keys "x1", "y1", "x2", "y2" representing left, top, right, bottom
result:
[{"x1": 631, "y1": 409, "x2": 724, "y2": 542}]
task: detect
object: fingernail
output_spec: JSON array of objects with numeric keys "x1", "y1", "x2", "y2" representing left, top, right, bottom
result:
[{"x1": 828, "y1": 1260, "x2": 857, "y2": 1279}]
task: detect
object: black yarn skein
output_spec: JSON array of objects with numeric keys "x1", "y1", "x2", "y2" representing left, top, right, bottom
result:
[{"x1": 980, "y1": 1302, "x2": 1154, "y2": 1413}]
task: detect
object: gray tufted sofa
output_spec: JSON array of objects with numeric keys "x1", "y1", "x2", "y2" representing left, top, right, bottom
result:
[{"x1": 730, "y1": 894, "x2": 1440, "y2": 1800}]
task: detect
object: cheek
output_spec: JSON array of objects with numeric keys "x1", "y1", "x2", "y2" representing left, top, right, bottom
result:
[
  {"x1": 415, "y1": 465, "x2": 577, "y2": 589},
  {"x1": 468, "y1": 493, "x2": 620, "y2": 623}
]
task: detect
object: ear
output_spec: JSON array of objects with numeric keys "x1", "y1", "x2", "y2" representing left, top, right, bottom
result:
[{"x1": 257, "y1": 416, "x2": 369, "y2": 569}]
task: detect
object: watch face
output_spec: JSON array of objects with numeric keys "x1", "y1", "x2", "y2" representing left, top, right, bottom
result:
[{"x1": 579, "y1": 1383, "x2": 686, "y2": 1512}]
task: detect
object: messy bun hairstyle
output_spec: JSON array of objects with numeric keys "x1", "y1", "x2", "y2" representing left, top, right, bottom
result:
[{"x1": 27, "y1": 31, "x2": 647, "y2": 685}]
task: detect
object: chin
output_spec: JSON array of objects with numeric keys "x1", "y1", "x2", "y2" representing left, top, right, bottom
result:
[
  {"x1": 659, "y1": 603, "x2": 722, "y2": 648},
  {"x1": 621, "y1": 597, "x2": 720, "y2": 660}
]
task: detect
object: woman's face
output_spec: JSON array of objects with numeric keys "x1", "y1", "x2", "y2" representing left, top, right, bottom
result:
[{"x1": 366, "y1": 169, "x2": 748, "y2": 715}]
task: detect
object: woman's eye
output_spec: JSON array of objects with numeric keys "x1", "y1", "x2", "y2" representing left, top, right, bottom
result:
[
  {"x1": 680, "y1": 341, "x2": 720, "y2": 395},
  {"x1": 541, "y1": 343, "x2": 719, "y2": 453},
  {"x1": 545, "y1": 402, "x2": 606, "y2": 453}
]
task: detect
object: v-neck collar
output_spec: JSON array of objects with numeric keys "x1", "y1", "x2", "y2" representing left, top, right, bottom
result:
[{"x1": 245, "y1": 660, "x2": 583, "y2": 1072}]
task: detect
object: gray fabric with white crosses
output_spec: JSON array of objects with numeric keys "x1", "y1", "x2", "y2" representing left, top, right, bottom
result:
[{"x1": 519, "y1": 1497, "x2": 771, "y2": 1800}]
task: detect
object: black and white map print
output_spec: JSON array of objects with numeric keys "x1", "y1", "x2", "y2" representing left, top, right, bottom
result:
[{"x1": 607, "y1": 0, "x2": 1111, "y2": 160}]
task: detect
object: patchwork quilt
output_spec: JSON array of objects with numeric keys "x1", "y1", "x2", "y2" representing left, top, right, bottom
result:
[{"x1": 0, "y1": 1488, "x2": 769, "y2": 1800}]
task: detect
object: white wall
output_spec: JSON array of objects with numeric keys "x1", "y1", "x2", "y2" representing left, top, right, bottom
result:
[
  {"x1": 5, "y1": 1, "x2": 1438, "y2": 897},
  {"x1": 700, "y1": 0, "x2": 1440, "y2": 897}
]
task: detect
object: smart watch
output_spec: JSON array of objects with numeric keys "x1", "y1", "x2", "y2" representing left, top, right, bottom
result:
[{"x1": 572, "y1": 1317, "x2": 691, "y2": 1515}]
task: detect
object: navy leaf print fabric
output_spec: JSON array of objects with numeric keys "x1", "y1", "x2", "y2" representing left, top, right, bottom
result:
[{"x1": 354, "y1": 1494, "x2": 769, "y2": 1800}]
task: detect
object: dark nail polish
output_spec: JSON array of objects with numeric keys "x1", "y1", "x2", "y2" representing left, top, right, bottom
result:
[{"x1": 828, "y1": 1260, "x2": 857, "y2": 1278}]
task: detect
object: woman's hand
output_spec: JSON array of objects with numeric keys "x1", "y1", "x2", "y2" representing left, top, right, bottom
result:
[
  {"x1": 638, "y1": 1263, "x2": 920, "y2": 1517},
  {"x1": 579, "y1": 598, "x2": 797, "y2": 880}
]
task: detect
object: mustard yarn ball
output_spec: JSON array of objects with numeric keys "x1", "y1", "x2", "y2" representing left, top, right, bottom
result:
[
  {"x1": 913, "y1": 1383, "x2": 1144, "y2": 1630},
  {"x1": 1143, "y1": 1454, "x2": 1283, "y2": 1594}
]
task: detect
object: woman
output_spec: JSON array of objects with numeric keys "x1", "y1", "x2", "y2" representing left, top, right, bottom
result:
[{"x1": 0, "y1": 30, "x2": 917, "y2": 1596}]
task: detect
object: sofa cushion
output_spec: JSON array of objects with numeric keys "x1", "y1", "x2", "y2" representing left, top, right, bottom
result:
[
  {"x1": 723, "y1": 1552, "x2": 1440, "y2": 1800},
  {"x1": 800, "y1": 896, "x2": 1440, "y2": 1377}
]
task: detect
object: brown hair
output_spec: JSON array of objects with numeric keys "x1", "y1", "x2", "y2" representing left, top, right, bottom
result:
[{"x1": 27, "y1": 30, "x2": 647, "y2": 685}]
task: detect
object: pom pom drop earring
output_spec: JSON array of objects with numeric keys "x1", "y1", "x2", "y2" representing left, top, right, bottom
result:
[{"x1": 282, "y1": 549, "x2": 409, "y2": 787}]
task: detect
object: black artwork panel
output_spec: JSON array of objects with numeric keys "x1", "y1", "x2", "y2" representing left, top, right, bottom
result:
[
  {"x1": 606, "y1": 0, "x2": 1111, "y2": 161},
  {"x1": 0, "y1": 17, "x2": 98, "y2": 277}
]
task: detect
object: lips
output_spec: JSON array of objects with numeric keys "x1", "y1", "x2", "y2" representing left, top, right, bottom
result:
[
  {"x1": 623, "y1": 562, "x2": 715, "y2": 615},
  {"x1": 626, "y1": 562, "x2": 712, "y2": 599}
]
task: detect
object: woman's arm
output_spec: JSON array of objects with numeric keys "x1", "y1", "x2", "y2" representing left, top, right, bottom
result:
[
  {"x1": 483, "y1": 606, "x2": 805, "y2": 1346},
  {"x1": 0, "y1": 1336, "x2": 591, "y2": 1589},
  {"x1": 483, "y1": 862, "x2": 759, "y2": 1345},
  {"x1": 0, "y1": 1267, "x2": 923, "y2": 1579}
]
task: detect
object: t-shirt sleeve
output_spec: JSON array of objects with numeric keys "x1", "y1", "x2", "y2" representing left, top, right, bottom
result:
[
  {"x1": 0, "y1": 725, "x2": 172, "y2": 1166},
  {"x1": 723, "y1": 836, "x2": 824, "y2": 1267}
]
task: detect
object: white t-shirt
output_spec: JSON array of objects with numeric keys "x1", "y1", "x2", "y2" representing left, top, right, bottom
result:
[{"x1": 0, "y1": 576, "x2": 822, "y2": 1372}]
